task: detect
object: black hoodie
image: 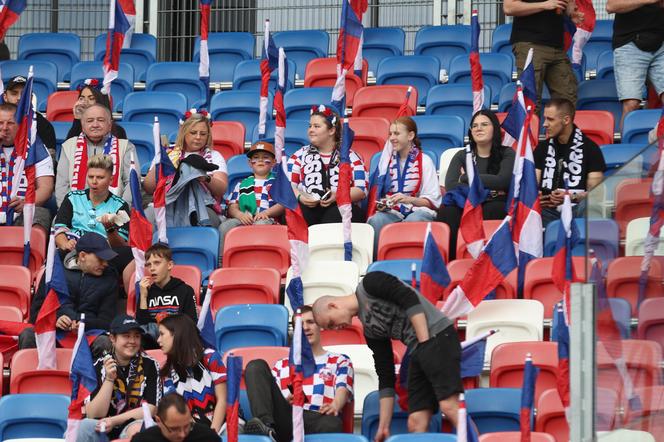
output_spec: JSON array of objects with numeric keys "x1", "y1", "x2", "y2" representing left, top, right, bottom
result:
[{"x1": 136, "y1": 277, "x2": 198, "y2": 325}]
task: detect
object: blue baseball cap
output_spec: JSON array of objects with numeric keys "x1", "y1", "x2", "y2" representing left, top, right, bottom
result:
[{"x1": 75, "y1": 232, "x2": 117, "y2": 261}]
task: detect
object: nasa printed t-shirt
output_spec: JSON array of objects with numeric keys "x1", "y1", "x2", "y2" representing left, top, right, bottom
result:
[{"x1": 135, "y1": 276, "x2": 198, "y2": 324}]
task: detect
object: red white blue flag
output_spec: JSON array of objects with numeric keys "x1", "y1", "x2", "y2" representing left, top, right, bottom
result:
[
  {"x1": 197, "y1": 281, "x2": 217, "y2": 350},
  {"x1": 117, "y1": 0, "x2": 136, "y2": 47},
  {"x1": 129, "y1": 152, "x2": 153, "y2": 313},
  {"x1": 520, "y1": 354, "x2": 539, "y2": 442},
  {"x1": 331, "y1": 0, "x2": 366, "y2": 113},
  {"x1": 420, "y1": 222, "x2": 450, "y2": 303},
  {"x1": 274, "y1": 48, "x2": 289, "y2": 164},
  {"x1": 152, "y1": 116, "x2": 175, "y2": 244},
  {"x1": 225, "y1": 353, "x2": 243, "y2": 442},
  {"x1": 441, "y1": 216, "x2": 518, "y2": 320},
  {"x1": 199, "y1": 0, "x2": 212, "y2": 106},
  {"x1": 457, "y1": 393, "x2": 481, "y2": 442},
  {"x1": 552, "y1": 302, "x2": 570, "y2": 421},
  {"x1": 551, "y1": 189, "x2": 579, "y2": 324},
  {"x1": 502, "y1": 49, "x2": 537, "y2": 148},
  {"x1": 259, "y1": 19, "x2": 279, "y2": 139},
  {"x1": 103, "y1": 0, "x2": 132, "y2": 95},
  {"x1": 0, "y1": 0, "x2": 25, "y2": 41},
  {"x1": 470, "y1": 10, "x2": 484, "y2": 114},
  {"x1": 289, "y1": 310, "x2": 316, "y2": 442},
  {"x1": 570, "y1": 0, "x2": 595, "y2": 72},
  {"x1": 460, "y1": 145, "x2": 489, "y2": 259},
  {"x1": 338, "y1": 119, "x2": 355, "y2": 261}
]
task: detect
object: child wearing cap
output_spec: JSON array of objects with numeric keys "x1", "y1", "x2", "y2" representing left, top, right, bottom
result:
[{"x1": 218, "y1": 141, "x2": 284, "y2": 263}]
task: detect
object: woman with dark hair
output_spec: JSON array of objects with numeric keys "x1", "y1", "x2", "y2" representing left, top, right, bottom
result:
[
  {"x1": 67, "y1": 80, "x2": 127, "y2": 140},
  {"x1": 158, "y1": 314, "x2": 227, "y2": 434},
  {"x1": 437, "y1": 109, "x2": 515, "y2": 260},
  {"x1": 367, "y1": 116, "x2": 441, "y2": 254},
  {"x1": 287, "y1": 104, "x2": 367, "y2": 225}
]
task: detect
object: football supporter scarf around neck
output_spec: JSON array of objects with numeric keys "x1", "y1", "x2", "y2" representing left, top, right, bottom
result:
[
  {"x1": 238, "y1": 172, "x2": 274, "y2": 215},
  {"x1": 0, "y1": 149, "x2": 21, "y2": 219},
  {"x1": 111, "y1": 353, "x2": 146, "y2": 412},
  {"x1": 301, "y1": 144, "x2": 340, "y2": 197},
  {"x1": 71, "y1": 133, "x2": 120, "y2": 194},
  {"x1": 388, "y1": 146, "x2": 423, "y2": 216},
  {"x1": 541, "y1": 125, "x2": 584, "y2": 192}
]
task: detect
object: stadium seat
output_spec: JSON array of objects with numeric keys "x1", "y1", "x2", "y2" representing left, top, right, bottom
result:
[
  {"x1": 0, "y1": 393, "x2": 69, "y2": 440},
  {"x1": 0, "y1": 265, "x2": 32, "y2": 320},
  {"x1": 193, "y1": 32, "x2": 255, "y2": 83},
  {"x1": 222, "y1": 225, "x2": 291, "y2": 279},
  {"x1": 10, "y1": 348, "x2": 73, "y2": 394},
  {"x1": 119, "y1": 121, "x2": 155, "y2": 175},
  {"x1": 146, "y1": 62, "x2": 207, "y2": 109},
  {"x1": 211, "y1": 90, "x2": 269, "y2": 141},
  {"x1": 18, "y1": 32, "x2": 80, "y2": 82},
  {"x1": 285, "y1": 261, "x2": 360, "y2": 313},
  {"x1": 211, "y1": 121, "x2": 246, "y2": 160},
  {"x1": 534, "y1": 388, "x2": 569, "y2": 441},
  {"x1": 596, "y1": 50, "x2": 614, "y2": 81},
  {"x1": 411, "y1": 115, "x2": 465, "y2": 155},
  {"x1": 626, "y1": 217, "x2": 664, "y2": 256},
  {"x1": 222, "y1": 346, "x2": 290, "y2": 389},
  {"x1": 362, "y1": 27, "x2": 405, "y2": 75},
  {"x1": 305, "y1": 57, "x2": 368, "y2": 107},
  {"x1": 384, "y1": 435, "x2": 456, "y2": 442},
  {"x1": 544, "y1": 218, "x2": 619, "y2": 263},
  {"x1": 52, "y1": 121, "x2": 71, "y2": 159},
  {"x1": 232, "y1": 58, "x2": 297, "y2": 92},
  {"x1": 46, "y1": 90, "x2": 79, "y2": 122},
  {"x1": 614, "y1": 178, "x2": 652, "y2": 239},
  {"x1": 622, "y1": 109, "x2": 661, "y2": 145},
  {"x1": 273, "y1": 30, "x2": 330, "y2": 79},
  {"x1": 448, "y1": 53, "x2": 514, "y2": 104},
  {"x1": 70, "y1": 61, "x2": 135, "y2": 112},
  {"x1": 156, "y1": 227, "x2": 219, "y2": 284},
  {"x1": 596, "y1": 339, "x2": 661, "y2": 398},
  {"x1": 361, "y1": 391, "x2": 441, "y2": 439},
  {"x1": 603, "y1": 297, "x2": 632, "y2": 340},
  {"x1": 376, "y1": 55, "x2": 439, "y2": 106},
  {"x1": 0, "y1": 305, "x2": 23, "y2": 323},
  {"x1": 126, "y1": 264, "x2": 202, "y2": 316},
  {"x1": 145, "y1": 349, "x2": 167, "y2": 367},
  {"x1": 94, "y1": 32, "x2": 157, "y2": 81},
  {"x1": 366, "y1": 259, "x2": 422, "y2": 288},
  {"x1": 445, "y1": 259, "x2": 517, "y2": 301},
  {"x1": 320, "y1": 317, "x2": 366, "y2": 346},
  {"x1": 308, "y1": 223, "x2": 374, "y2": 274},
  {"x1": 478, "y1": 433, "x2": 555, "y2": 442},
  {"x1": 495, "y1": 110, "x2": 541, "y2": 144},
  {"x1": 207, "y1": 267, "x2": 280, "y2": 314},
  {"x1": 225, "y1": 154, "x2": 253, "y2": 196},
  {"x1": 607, "y1": 256, "x2": 663, "y2": 315},
  {"x1": 0, "y1": 226, "x2": 47, "y2": 278},
  {"x1": 624, "y1": 386, "x2": 664, "y2": 432},
  {"x1": 284, "y1": 87, "x2": 335, "y2": 120},
  {"x1": 250, "y1": 119, "x2": 309, "y2": 157},
  {"x1": 353, "y1": 85, "x2": 418, "y2": 121},
  {"x1": 465, "y1": 388, "x2": 522, "y2": 434},
  {"x1": 123, "y1": 91, "x2": 187, "y2": 136},
  {"x1": 215, "y1": 304, "x2": 289, "y2": 352},
  {"x1": 305, "y1": 435, "x2": 370, "y2": 442},
  {"x1": 524, "y1": 257, "x2": 590, "y2": 319},
  {"x1": 456, "y1": 219, "x2": 503, "y2": 260},
  {"x1": 221, "y1": 436, "x2": 277, "y2": 442},
  {"x1": 574, "y1": 110, "x2": 615, "y2": 145},
  {"x1": 638, "y1": 298, "x2": 664, "y2": 350},
  {"x1": 376, "y1": 221, "x2": 450, "y2": 262},
  {"x1": 584, "y1": 20, "x2": 614, "y2": 73},
  {"x1": 1, "y1": 60, "x2": 59, "y2": 112},
  {"x1": 347, "y1": 117, "x2": 390, "y2": 166},
  {"x1": 467, "y1": 300, "x2": 544, "y2": 361},
  {"x1": 601, "y1": 144, "x2": 648, "y2": 177},
  {"x1": 439, "y1": 147, "x2": 465, "y2": 188},
  {"x1": 491, "y1": 23, "x2": 513, "y2": 56},
  {"x1": 414, "y1": 25, "x2": 471, "y2": 73},
  {"x1": 576, "y1": 80, "x2": 622, "y2": 131},
  {"x1": 425, "y1": 84, "x2": 492, "y2": 129}
]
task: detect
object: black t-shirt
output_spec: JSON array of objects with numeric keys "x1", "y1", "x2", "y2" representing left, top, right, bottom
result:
[
  {"x1": 510, "y1": 0, "x2": 564, "y2": 49},
  {"x1": 612, "y1": 5, "x2": 664, "y2": 50},
  {"x1": 131, "y1": 423, "x2": 219, "y2": 442},
  {"x1": 534, "y1": 125, "x2": 606, "y2": 194}
]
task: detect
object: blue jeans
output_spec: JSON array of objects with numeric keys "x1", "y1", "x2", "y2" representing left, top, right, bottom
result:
[
  {"x1": 76, "y1": 418, "x2": 143, "y2": 442},
  {"x1": 614, "y1": 41, "x2": 664, "y2": 101},
  {"x1": 367, "y1": 210, "x2": 436, "y2": 258}
]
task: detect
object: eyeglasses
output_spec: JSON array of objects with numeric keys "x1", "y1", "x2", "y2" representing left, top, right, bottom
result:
[
  {"x1": 161, "y1": 421, "x2": 194, "y2": 435},
  {"x1": 87, "y1": 208, "x2": 97, "y2": 228},
  {"x1": 471, "y1": 122, "x2": 491, "y2": 130},
  {"x1": 250, "y1": 158, "x2": 273, "y2": 165}
]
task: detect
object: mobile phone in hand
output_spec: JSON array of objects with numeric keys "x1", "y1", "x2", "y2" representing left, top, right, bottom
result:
[{"x1": 321, "y1": 190, "x2": 331, "y2": 201}]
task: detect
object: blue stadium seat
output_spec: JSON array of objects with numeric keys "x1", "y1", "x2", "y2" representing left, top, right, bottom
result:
[
  {"x1": 543, "y1": 219, "x2": 619, "y2": 264},
  {"x1": 465, "y1": 388, "x2": 523, "y2": 434},
  {"x1": 52, "y1": 121, "x2": 71, "y2": 161},
  {"x1": 123, "y1": 91, "x2": 187, "y2": 137},
  {"x1": 226, "y1": 154, "x2": 253, "y2": 198},
  {"x1": 425, "y1": 84, "x2": 492, "y2": 129},
  {"x1": 221, "y1": 436, "x2": 275, "y2": 442},
  {"x1": 595, "y1": 50, "x2": 614, "y2": 81},
  {"x1": 362, "y1": 27, "x2": 405, "y2": 75},
  {"x1": 306, "y1": 435, "x2": 370, "y2": 442},
  {"x1": 622, "y1": 109, "x2": 661, "y2": 145},
  {"x1": 448, "y1": 53, "x2": 514, "y2": 104},
  {"x1": 210, "y1": 90, "x2": 270, "y2": 141},
  {"x1": 146, "y1": 62, "x2": 208, "y2": 109},
  {"x1": 384, "y1": 435, "x2": 457, "y2": 442},
  {"x1": 592, "y1": 20, "x2": 614, "y2": 41},
  {"x1": 69, "y1": 61, "x2": 135, "y2": 112},
  {"x1": 284, "y1": 87, "x2": 334, "y2": 120},
  {"x1": 214, "y1": 304, "x2": 289, "y2": 352},
  {"x1": 232, "y1": 59, "x2": 296, "y2": 92},
  {"x1": 412, "y1": 115, "x2": 466, "y2": 155},
  {"x1": 251, "y1": 119, "x2": 309, "y2": 156},
  {"x1": 119, "y1": 122, "x2": 155, "y2": 175},
  {"x1": 194, "y1": 32, "x2": 255, "y2": 83},
  {"x1": 376, "y1": 55, "x2": 440, "y2": 105},
  {"x1": 600, "y1": 143, "x2": 649, "y2": 172},
  {"x1": 18, "y1": 32, "x2": 80, "y2": 82},
  {"x1": 0, "y1": 393, "x2": 69, "y2": 439},
  {"x1": 156, "y1": 227, "x2": 219, "y2": 283},
  {"x1": 608, "y1": 297, "x2": 632, "y2": 339},
  {"x1": 362, "y1": 391, "x2": 441, "y2": 441},
  {"x1": 576, "y1": 80, "x2": 622, "y2": 131},
  {"x1": 491, "y1": 23, "x2": 513, "y2": 56},
  {"x1": 414, "y1": 25, "x2": 471, "y2": 73},
  {"x1": 0, "y1": 60, "x2": 58, "y2": 112},
  {"x1": 93, "y1": 32, "x2": 157, "y2": 82},
  {"x1": 584, "y1": 20, "x2": 613, "y2": 73},
  {"x1": 497, "y1": 82, "x2": 551, "y2": 114},
  {"x1": 366, "y1": 259, "x2": 422, "y2": 288},
  {"x1": 273, "y1": 30, "x2": 329, "y2": 79}
]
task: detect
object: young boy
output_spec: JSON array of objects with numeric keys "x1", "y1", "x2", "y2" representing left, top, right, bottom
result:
[
  {"x1": 137, "y1": 243, "x2": 198, "y2": 347},
  {"x1": 219, "y1": 141, "x2": 284, "y2": 259}
]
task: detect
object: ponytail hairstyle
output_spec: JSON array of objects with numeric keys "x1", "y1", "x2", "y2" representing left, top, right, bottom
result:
[
  {"x1": 392, "y1": 116, "x2": 422, "y2": 150},
  {"x1": 468, "y1": 109, "x2": 504, "y2": 175}
]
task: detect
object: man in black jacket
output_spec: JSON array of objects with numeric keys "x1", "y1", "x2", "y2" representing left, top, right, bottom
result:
[
  {"x1": 312, "y1": 271, "x2": 462, "y2": 442},
  {"x1": 19, "y1": 232, "x2": 119, "y2": 358}
]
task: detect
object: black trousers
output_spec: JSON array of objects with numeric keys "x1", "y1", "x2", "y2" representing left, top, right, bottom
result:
[
  {"x1": 298, "y1": 203, "x2": 365, "y2": 226},
  {"x1": 245, "y1": 360, "x2": 342, "y2": 442}
]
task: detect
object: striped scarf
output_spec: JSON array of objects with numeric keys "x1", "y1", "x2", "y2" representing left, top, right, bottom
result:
[
  {"x1": 0, "y1": 150, "x2": 19, "y2": 218},
  {"x1": 71, "y1": 133, "x2": 121, "y2": 194},
  {"x1": 110, "y1": 353, "x2": 146, "y2": 413}
]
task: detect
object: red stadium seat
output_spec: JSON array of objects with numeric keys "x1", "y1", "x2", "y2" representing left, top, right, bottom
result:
[
  {"x1": 145, "y1": 349, "x2": 167, "y2": 368},
  {"x1": 348, "y1": 117, "x2": 390, "y2": 167},
  {"x1": 456, "y1": 219, "x2": 503, "y2": 260},
  {"x1": 377, "y1": 221, "x2": 450, "y2": 262},
  {"x1": 574, "y1": 110, "x2": 615, "y2": 145},
  {"x1": 625, "y1": 386, "x2": 664, "y2": 431},
  {"x1": 523, "y1": 257, "x2": 590, "y2": 319},
  {"x1": 352, "y1": 85, "x2": 418, "y2": 121},
  {"x1": 0, "y1": 305, "x2": 24, "y2": 323},
  {"x1": 126, "y1": 264, "x2": 202, "y2": 316},
  {"x1": 222, "y1": 225, "x2": 291, "y2": 280},
  {"x1": 608, "y1": 257, "x2": 663, "y2": 316},
  {"x1": 596, "y1": 339, "x2": 661, "y2": 400},
  {"x1": 535, "y1": 388, "x2": 569, "y2": 442},
  {"x1": 0, "y1": 265, "x2": 32, "y2": 320},
  {"x1": 320, "y1": 317, "x2": 366, "y2": 346},
  {"x1": 489, "y1": 341, "x2": 559, "y2": 406},
  {"x1": 46, "y1": 90, "x2": 79, "y2": 122},
  {"x1": 445, "y1": 259, "x2": 516, "y2": 300},
  {"x1": 211, "y1": 121, "x2": 246, "y2": 161},
  {"x1": 496, "y1": 112, "x2": 540, "y2": 141},
  {"x1": 637, "y1": 298, "x2": 664, "y2": 349},
  {"x1": 614, "y1": 178, "x2": 652, "y2": 239},
  {"x1": 478, "y1": 432, "x2": 555, "y2": 442},
  {"x1": 0, "y1": 226, "x2": 47, "y2": 278},
  {"x1": 208, "y1": 267, "x2": 280, "y2": 315},
  {"x1": 10, "y1": 349, "x2": 73, "y2": 394},
  {"x1": 223, "y1": 346, "x2": 290, "y2": 389},
  {"x1": 304, "y1": 57, "x2": 368, "y2": 106}
]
